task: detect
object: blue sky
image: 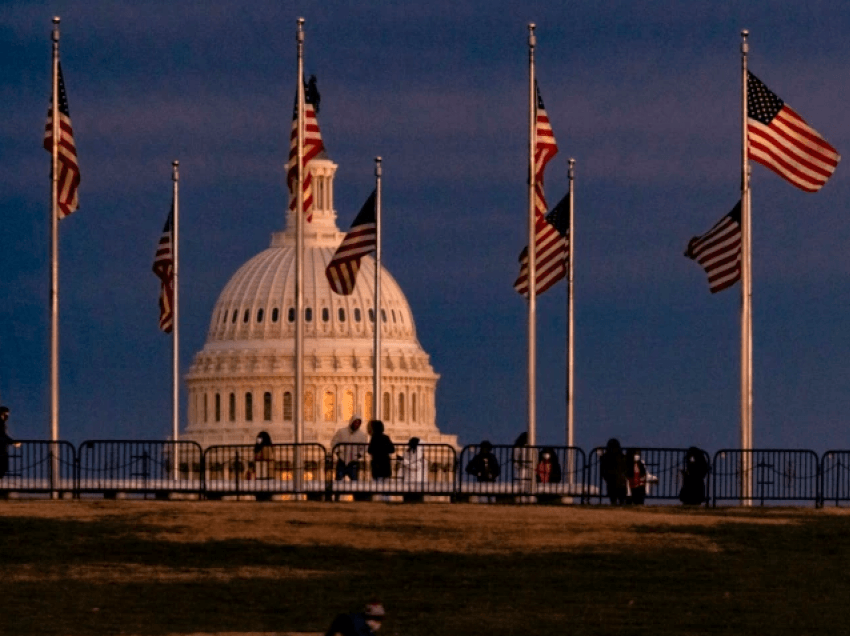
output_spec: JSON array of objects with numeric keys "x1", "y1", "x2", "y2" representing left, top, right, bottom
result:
[{"x1": 1, "y1": 1, "x2": 849, "y2": 453}]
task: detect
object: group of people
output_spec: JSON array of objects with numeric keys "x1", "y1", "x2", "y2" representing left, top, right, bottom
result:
[
  {"x1": 600, "y1": 438, "x2": 709, "y2": 505},
  {"x1": 465, "y1": 434, "x2": 563, "y2": 485},
  {"x1": 329, "y1": 414, "x2": 425, "y2": 484}
]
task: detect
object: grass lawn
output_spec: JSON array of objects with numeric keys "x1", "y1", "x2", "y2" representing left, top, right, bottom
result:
[{"x1": 0, "y1": 500, "x2": 848, "y2": 635}]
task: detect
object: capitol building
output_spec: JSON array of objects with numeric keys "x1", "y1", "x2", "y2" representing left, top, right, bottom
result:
[{"x1": 182, "y1": 155, "x2": 457, "y2": 450}]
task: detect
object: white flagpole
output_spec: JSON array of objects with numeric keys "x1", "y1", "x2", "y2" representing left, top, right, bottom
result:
[
  {"x1": 374, "y1": 157, "x2": 382, "y2": 421},
  {"x1": 527, "y1": 23, "x2": 537, "y2": 447},
  {"x1": 740, "y1": 29, "x2": 753, "y2": 503},
  {"x1": 49, "y1": 17, "x2": 61, "y2": 496},
  {"x1": 294, "y1": 18, "x2": 305, "y2": 492},
  {"x1": 567, "y1": 158, "x2": 575, "y2": 476},
  {"x1": 171, "y1": 160, "x2": 180, "y2": 479}
]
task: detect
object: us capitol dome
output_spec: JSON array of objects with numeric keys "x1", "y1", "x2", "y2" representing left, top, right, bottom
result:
[{"x1": 183, "y1": 156, "x2": 457, "y2": 450}]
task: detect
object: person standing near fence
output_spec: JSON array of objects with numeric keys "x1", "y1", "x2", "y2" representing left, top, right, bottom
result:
[
  {"x1": 625, "y1": 448, "x2": 648, "y2": 505},
  {"x1": 600, "y1": 438, "x2": 627, "y2": 505},
  {"x1": 679, "y1": 447, "x2": 709, "y2": 505},
  {"x1": 466, "y1": 440, "x2": 500, "y2": 483},
  {"x1": 368, "y1": 420, "x2": 394, "y2": 481},
  {"x1": 511, "y1": 432, "x2": 534, "y2": 491},
  {"x1": 331, "y1": 414, "x2": 367, "y2": 481},
  {"x1": 0, "y1": 406, "x2": 14, "y2": 479}
]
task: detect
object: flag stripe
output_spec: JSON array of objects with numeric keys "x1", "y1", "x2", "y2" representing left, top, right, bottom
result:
[
  {"x1": 43, "y1": 64, "x2": 80, "y2": 219},
  {"x1": 152, "y1": 206, "x2": 175, "y2": 333},
  {"x1": 747, "y1": 71, "x2": 839, "y2": 192},
  {"x1": 685, "y1": 202, "x2": 741, "y2": 294},
  {"x1": 286, "y1": 78, "x2": 325, "y2": 222},
  {"x1": 514, "y1": 191, "x2": 570, "y2": 298},
  {"x1": 326, "y1": 190, "x2": 377, "y2": 296}
]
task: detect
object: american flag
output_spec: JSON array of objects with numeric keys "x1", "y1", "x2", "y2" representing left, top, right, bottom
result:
[
  {"x1": 287, "y1": 75, "x2": 325, "y2": 222},
  {"x1": 685, "y1": 201, "x2": 741, "y2": 294},
  {"x1": 152, "y1": 205, "x2": 175, "y2": 333},
  {"x1": 747, "y1": 71, "x2": 840, "y2": 193},
  {"x1": 43, "y1": 63, "x2": 80, "y2": 219},
  {"x1": 533, "y1": 83, "x2": 558, "y2": 215},
  {"x1": 514, "y1": 191, "x2": 570, "y2": 297},
  {"x1": 325, "y1": 190, "x2": 377, "y2": 295},
  {"x1": 515, "y1": 84, "x2": 562, "y2": 297}
]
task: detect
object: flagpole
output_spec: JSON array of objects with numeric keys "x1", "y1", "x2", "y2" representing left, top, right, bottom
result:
[
  {"x1": 740, "y1": 29, "x2": 753, "y2": 503},
  {"x1": 171, "y1": 160, "x2": 180, "y2": 479},
  {"x1": 374, "y1": 157, "x2": 382, "y2": 421},
  {"x1": 294, "y1": 17, "x2": 305, "y2": 493},
  {"x1": 49, "y1": 17, "x2": 61, "y2": 495},
  {"x1": 527, "y1": 23, "x2": 537, "y2": 447},
  {"x1": 567, "y1": 158, "x2": 575, "y2": 480}
]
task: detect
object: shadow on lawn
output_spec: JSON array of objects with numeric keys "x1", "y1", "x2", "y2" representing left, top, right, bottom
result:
[{"x1": 1, "y1": 512, "x2": 849, "y2": 636}]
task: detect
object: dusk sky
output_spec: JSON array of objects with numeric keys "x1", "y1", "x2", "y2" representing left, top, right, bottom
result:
[{"x1": 2, "y1": 1, "x2": 849, "y2": 454}]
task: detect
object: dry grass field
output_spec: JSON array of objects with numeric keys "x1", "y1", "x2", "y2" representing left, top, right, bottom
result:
[{"x1": 0, "y1": 500, "x2": 849, "y2": 636}]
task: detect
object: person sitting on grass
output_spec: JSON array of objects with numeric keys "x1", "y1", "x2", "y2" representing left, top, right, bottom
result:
[{"x1": 325, "y1": 600, "x2": 385, "y2": 636}]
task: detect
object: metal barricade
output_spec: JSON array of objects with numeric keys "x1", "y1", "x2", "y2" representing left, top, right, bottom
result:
[
  {"x1": 457, "y1": 444, "x2": 586, "y2": 502},
  {"x1": 203, "y1": 443, "x2": 327, "y2": 498},
  {"x1": 0, "y1": 440, "x2": 76, "y2": 496},
  {"x1": 78, "y1": 440, "x2": 203, "y2": 497},
  {"x1": 820, "y1": 450, "x2": 850, "y2": 507},
  {"x1": 712, "y1": 449, "x2": 820, "y2": 507},
  {"x1": 586, "y1": 447, "x2": 711, "y2": 506},
  {"x1": 329, "y1": 443, "x2": 457, "y2": 500}
]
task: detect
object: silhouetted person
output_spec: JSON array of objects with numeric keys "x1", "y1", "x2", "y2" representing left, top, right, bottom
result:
[
  {"x1": 466, "y1": 440, "x2": 500, "y2": 483},
  {"x1": 0, "y1": 406, "x2": 14, "y2": 479},
  {"x1": 325, "y1": 600, "x2": 385, "y2": 636},
  {"x1": 680, "y1": 447, "x2": 709, "y2": 505},
  {"x1": 511, "y1": 432, "x2": 534, "y2": 489},
  {"x1": 367, "y1": 420, "x2": 394, "y2": 480},
  {"x1": 600, "y1": 438, "x2": 627, "y2": 505}
]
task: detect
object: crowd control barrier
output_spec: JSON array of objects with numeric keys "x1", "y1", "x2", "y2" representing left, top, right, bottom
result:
[
  {"x1": 0, "y1": 440, "x2": 76, "y2": 495},
  {"x1": 712, "y1": 449, "x2": 821, "y2": 507},
  {"x1": 820, "y1": 450, "x2": 850, "y2": 507}
]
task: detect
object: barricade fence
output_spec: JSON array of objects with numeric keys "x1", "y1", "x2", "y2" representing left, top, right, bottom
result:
[
  {"x1": 712, "y1": 449, "x2": 821, "y2": 507},
  {"x1": 2, "y1": 441, "x2": 848, "y2": 506}
]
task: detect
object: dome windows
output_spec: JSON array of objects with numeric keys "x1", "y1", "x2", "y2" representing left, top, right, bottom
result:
[
  {"x1": 215, "y1": 394, "x2": 221, "y2": 422},
  {"x1": 245, "y1": 392, "x2": 253, "y2": 421},
  {"x1": 263, "y1": 392, "x2": 272, "y2": 421},
  {"x1": 338, "y1": 308, "x2": 345, "y2": 322},
  {"x1": 231, "y1": 310, "x2": 238, "y2": 324},
  {"x1": 368, "y1": 309, "x2": 375, "y2": 322},
  {"x1": 229, "y1": 393, "x2": 236, "y2": 422},
  {"x1": 323, "y1": 391, "x2": 335, "y2": 421},
  {"x1": 283, "y1": 392, "x2": 293, "y2": 421},
  {"x1": 354, "y1": 308, "x2": 361, "y2": 322},
  {"x1": 256, "y1": 308, "x2": 264, "y2": 323},
  {"x1": 322, "y1": 308, "x2": 329, "y2": 322},
  {"x1": 243, "y1": 309, "x2": 250, "y2": 324},
  {"x1": 272, "y1": 308, "x2": 279, "y2": 322},
  {"x1": 288, "y1": 308, "x2": 295, "y2": 323},
  {"x1": 305, "y1": 308, "x2": 313, "y2": 322},
  {"x1": 304, "y1": 390, "x2": 314, "y2": 421},
  {"x1": 381, "y1": 309, "x2": 387, "y2": 323}
]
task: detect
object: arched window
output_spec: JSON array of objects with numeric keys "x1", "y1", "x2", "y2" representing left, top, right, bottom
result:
[
  {"x1": 343, "y1": 390, "x2": 354, "y2": 422},
  {"x1": 272, "y1": 308, "x2": 279, "y2": 322},
  {"x1": 381, "y1": 309, "x2": 387, "y2": 323},
  {"x1": 231, "y1": 310, "x2": 238, "y2": 324},
  {"x1": 365, "y1": 392, "x2": 373, "y2": 421},
  {"x1": 243, "y1": 309, "x2": 250, "y2": 323},
  {"x1": 383, "y1": 392, "x2": 391, "y2": 420},
  {"x1": 229, "y1": 393, "x2": 236, "y2": 422},
  {"x1": 322, "y1": 308, "x2": 329, "y2": 322},
  {"x1": 411, "y1": 393, "x2": 417, "y2": 422},
  {"x1": 288, "y1": 308, "x2": 295, "y2": 322},
  {"x1": 257, "y1": 308, "x2": 264, "y2": 323},
  {"x1": 368, "y1": 308, "x2": 375, "y2": 322},
  {"x1": 222, "y1": 311, "x2": 227, "y2": 324},
  {"x1": 215, "y1": 393, "x2": 221, "y2": 422},
  {"x1": 304, "y1": 390, "x2": 314, "y2": 422},
  {"x1": 283, "y1": 392, "x2": 293, "y2": 421},
  {"x1": 338, "y1": 308, "x2": 346, "y2": 322},
  {"x1": 305, "y1": 308, "x2": 313, "y2": 322},
  {"x1": 354, "y1": 308, "x2": 361, "y2": 322},
  {"x1": 323, "y1": 390, "x2": 335, "y2": 421},
  {"x1": 263, "y1": 392, "x2": 272, "y2": 421},
  {"x1": 398, "y1": 393, "x2": 405, "y2": 421},
  {"x1": 203, "y1": 394, "x2": 208, "y2": 423},
  {"x1": 392, "y1": 309, "x2": 396, "y2": 323},
  {"x1": 245, "y1": 392, "x2": 253, "y2": 421}
]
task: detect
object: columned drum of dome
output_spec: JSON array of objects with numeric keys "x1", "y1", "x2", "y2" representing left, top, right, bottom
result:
[{"x1": 184, "y1": 158, "x2": 457, "y2": 449}]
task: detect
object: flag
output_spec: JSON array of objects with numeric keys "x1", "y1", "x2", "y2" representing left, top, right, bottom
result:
[
  {"x1": 685, "y1": 201, "x2": 742, "y2": 294},
  {"x1": 533, "y1": 83, "x2": 558, "y2": 215},
  {"x1": 514, "y1": 191, "x2": 570, "y2": 297},
  {"x1": 747, "y1": 71, "x2": 840, "y2": 192},
  {"x1": 152, "y1": 205, "x2": 175, "y2": 333},
  {"x1": 326, "y1": 190, "x2": 377, "y2": 295},
  {"x1": 43, "y1": 63, "x2": 80, "y2": 219},
  {"x1": 287, "y1": 75, "x2": 325, "y2": 222}
]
